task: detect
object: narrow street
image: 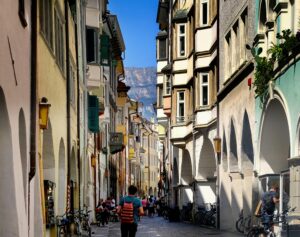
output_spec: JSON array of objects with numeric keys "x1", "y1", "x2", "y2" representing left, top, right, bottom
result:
[{"x1": 90, "y1": 216, "x2": 243, "y2": 237}]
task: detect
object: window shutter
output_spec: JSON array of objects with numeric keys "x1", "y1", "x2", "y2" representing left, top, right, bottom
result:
[
  {"x1": 100, "y1": 34, "x2": 110, "y2": 65},
  {"x1": 88, "y1": 95, "x2": 99, "y2": 133}
]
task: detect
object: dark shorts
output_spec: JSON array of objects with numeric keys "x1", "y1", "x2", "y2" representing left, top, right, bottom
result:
[
  {"x1": 121, "y1": 223, "x2": 137, "y2": 237},
  {"x1": 261, "y1": 213, "x2": 274, "y2": 230}
]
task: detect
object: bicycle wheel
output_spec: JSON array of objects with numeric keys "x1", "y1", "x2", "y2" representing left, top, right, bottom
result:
[{"x1": 236, "y1": 217, "x2": 244, "y2": 233}]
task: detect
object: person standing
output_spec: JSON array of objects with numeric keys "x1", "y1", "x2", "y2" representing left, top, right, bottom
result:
[{"x1": 117, "y1": 185, "x2": 144, "y2": 237}]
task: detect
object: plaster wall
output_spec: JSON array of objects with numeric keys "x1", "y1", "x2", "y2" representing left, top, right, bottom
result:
[{"x1": 0, "y1": 0, "x2": 37, "y2": 236}]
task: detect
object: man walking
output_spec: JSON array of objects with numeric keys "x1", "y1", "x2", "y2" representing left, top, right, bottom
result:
[{"x1": 117, "y1": 185, "x2": 144, "y2": 237}]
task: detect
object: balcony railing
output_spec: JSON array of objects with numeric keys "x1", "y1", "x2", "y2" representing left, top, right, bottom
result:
[
  {"x1": 109, "y1": 133, "x2": 123, "y2": 154},
  {"x1": 173, "y1": 115, "x2": 194, "y2": 125}
]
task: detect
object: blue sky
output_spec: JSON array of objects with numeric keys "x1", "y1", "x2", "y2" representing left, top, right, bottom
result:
[{"x1": 108, "y1": 0, "x2": 158, "y2": 68}]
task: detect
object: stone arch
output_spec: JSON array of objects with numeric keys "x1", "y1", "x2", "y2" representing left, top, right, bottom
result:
[
  {"x1": 198, "y1": 138, "x2": 216, "y2": 179},
  {"x1": 229, "y1": 119, "x2": 238, "y2": 172},
  {"x1": 181, "y1": 149, "x2": 193, "y2": 185},
  {"x1": 173, "y1": 158, "x2": 179, "y2": 185},
  {"x1": 296, "y1": 118, "x2": 300, "y2": 156},
  {"x1": 0, "y1": 87, "x2": 19, "y2": 236},
  {"x1": 259, "y1": 98, "x2": 290, "y2": 174},
  {"x1": 259, "y1": 0, "x2": 267, "y2": 32},
  {"x1": 19, "y1": 108, "x2": 27, "y2": 203},
  {"x1": 58, "y1": 138, "x2": 66, "y2": 214},
  {"x1": 241, "y1": 111, "x2": 254, "y2": 172},
  {"x1": 43, "y1": 120, "x2": 55, "y2": 182},
  {"x1": 222, "y1": 129, "x2": 228, "y2": 172}
]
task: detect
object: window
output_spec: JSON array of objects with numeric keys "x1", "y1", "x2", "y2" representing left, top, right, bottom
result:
[
  {"x1": 40, "y1": 0, "x2": 53, "y2": 48},
  {"x1": 178, "y1": 24, "x2": 186, "y2": 57},
  {"x1": 164, "y1": 75, "x2": 171, "y2": 96},
  {"x1": 69, "y1": 62, "x2": 76, "y2": 107},
  {"x1": 157, "y1": 86, "x2": 163, "y2": 107},
  {"x1": 233, "y1": 22, "x2": 239, "y2": 71},
  {"x1": 240, "y1": 9, "x2": 248, "y2": 63},
  {"x1": 54, "y1": 8, "x2": 65, "y2": 72},
  {"x1": 225, "y1": 32, "x2": 231, "y2": 79},
  {"x1": 177, "y1": 91, "x2": 185, "y2": 123},
  {"x1": 200, "y1": 0, "x2": 209, "y2": 26},
  {"x1": 19, "y1": 0, "x2": 27, "y2": 27},
  {"x1": 200, "y1": 73, "x2": 209, "y2": 106},
  {"x1": 86, "y1": 28, "x2": 99, "y2": 63},
  {"x1": 158, "y1": 38, "x2": 167, "y2": 59}
]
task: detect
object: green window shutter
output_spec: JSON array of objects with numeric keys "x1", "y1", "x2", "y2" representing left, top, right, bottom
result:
[
  {"x1": 88, "y1": 95, "x2": 99, "y2": 133},
  {"x1": 100, "y1": 34, "x2": 110, "y2": 65}
]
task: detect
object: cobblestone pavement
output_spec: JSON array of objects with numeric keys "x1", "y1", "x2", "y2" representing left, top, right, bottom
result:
[{"x1": 90, "y1": 216, "x2": 244, "y2": 237}]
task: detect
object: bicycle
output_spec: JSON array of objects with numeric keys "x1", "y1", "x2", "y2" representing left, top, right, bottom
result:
[
  {"x1": 236, "y1": 209, "x2": 252, "y2": 234},
  {"x1": 78, "y1": 209, "x2": 92, "y2": 237},
  {"x1": 247, "y1": 207, "x2": 297, "y2": 237},
  {"x1": 56, "y1": 213, "x2": 70, "y2": 237}
]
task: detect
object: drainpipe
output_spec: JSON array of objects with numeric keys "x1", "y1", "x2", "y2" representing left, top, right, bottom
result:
[
  {"x1": 65, "y1": 0, "x2": 71, "y2": 213},
  {"x1": 74, "y1": 2, "x2": 81, "y2": 212},
  {"x1": 216, "y1": 0, "x2": 221, "y2": 230},
  {"x1": 29, "y1": 0, "x2": 37, "y2": 231},
  {"x1": 192, "y1": 0, "x2": 197, "y2": 217}
]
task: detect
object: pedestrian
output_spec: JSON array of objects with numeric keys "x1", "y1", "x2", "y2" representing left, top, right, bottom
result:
[
  {"x1": 148, "y1": 196, "x2": 155, "y2": 217},
  {"x1": 141, "y1": 196, "x2": 148, "y2": 216},
  {"x1": 117, "y1": 185, "x2": 144, "y2": 237},
  {"x1": 261, "y1": 182, "x2": 280, "y2": 232}
]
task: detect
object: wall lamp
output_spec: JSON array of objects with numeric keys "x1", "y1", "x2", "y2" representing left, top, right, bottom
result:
[
  {"x1": 39, "y1": 97, "x2": 51, "y2": 129},
  {"x1": 213, "y1": 136, "x2": 222, "y2": 155}
]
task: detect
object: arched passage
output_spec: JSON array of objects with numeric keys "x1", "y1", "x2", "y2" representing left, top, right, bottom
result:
[
  {"x1": 198, "y1": 138, "x2": 216, "y2": 179},
  {"x1": 58, "y1": 138, "x2": 66, "y2": 214},
  {"x1": 260, "y1": 99, "x2": 290, "y2": 174},
  {"x1": 43, "y1": 121, "x2": 55, "y2": 182},
  {"x1": 173, "y1": 158, "x2": 179, "y2": 185},
  {"x1": 70, "y1": 147, "x2": 77, "y2": 212},
  {"x1": 19, "y1": 109, "x2": 27, "y2": 203},
  {"x1": 241, "y1": 111, "x2": 254, "y2": 172},
  {"x1": 0, "y1": 88, "x2": 19, "y2": 236},
  {"x1": 181, "y1": 149, "x2": 192, "y2": 185},
  {"x1": 229, "y1": 120, "x2": 238, "y2": 172},
  {"x1": 222, "y1": 130, "x2": 228, "y2": 172}
]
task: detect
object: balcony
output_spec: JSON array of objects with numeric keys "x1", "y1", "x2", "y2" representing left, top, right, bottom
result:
[
  {"x1": 109, "y1": 133, "x2": 123, "y2": 154},
  {"x1": 194, "y1": 106, "x2": 217, "y2": 128},
  {"x1": 170, "y1": 115, "x2": 193, "y2": 148}
]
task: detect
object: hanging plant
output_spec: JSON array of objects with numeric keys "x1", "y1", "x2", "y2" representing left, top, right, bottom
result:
[{"x1": 247, "y1": 29, "x2": 300, "y2": 105}]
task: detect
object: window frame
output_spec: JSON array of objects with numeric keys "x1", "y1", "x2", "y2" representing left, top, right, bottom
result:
[
  {"x1": 164, "y1": 75, "x2": 171, "y2": 96},
  {"x1": 200, "y1": 0, "x2": 209, "y2": 27},
  {"x1": 200, "y1": 73, "x2": 209, "y2": 106},
  {"x1": 158, "y1": 37, "x2": 167, "y2": 60},
  {"x1": 177, "y1": 24, "x2": 186, "y2": 57},
  {"x1": 176, "y1": 91, "x2": 185, "y2": 123},
  {"x1": 86, "y1": 27, "x2": 99, "y2": 64},
  {"x1": 40, "y1": 0, "x2": 53, "y2": 49},
  {"x1": 54, "y1": 6, "x2": 65, "y2": 73}
]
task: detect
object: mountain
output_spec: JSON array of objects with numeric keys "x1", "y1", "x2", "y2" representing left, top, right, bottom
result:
[{"x1": 124, "y1": 67, "x2": 157, "y2": 121}]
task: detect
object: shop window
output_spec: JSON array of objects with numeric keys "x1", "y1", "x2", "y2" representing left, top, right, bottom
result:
[{"x1": 44, "y1": 180, "x2": 55, "y2": 228}]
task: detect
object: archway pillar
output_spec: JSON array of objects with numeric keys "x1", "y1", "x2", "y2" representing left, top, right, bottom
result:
[{"x1": 288, "y1": 156, "x2": 300, "y2": 221}]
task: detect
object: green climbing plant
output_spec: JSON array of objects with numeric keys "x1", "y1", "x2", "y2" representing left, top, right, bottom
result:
[{"x1": 247, "y1": 29, "x2": 300, "y2": 105}]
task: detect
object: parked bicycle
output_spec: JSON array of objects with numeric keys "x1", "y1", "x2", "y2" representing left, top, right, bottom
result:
[
  {"x1": 180, "y1": 203, "x2": 193, "y2": 222},
  {"x1": 236, "y1": 209, "x2": 252, "y2": 234},
  {"x1": 56, "y1": 213, "x2": 70, "y2": 237},
  {"x1": 247, "y1": 207, "x2": 297, "y2": 237},
  {"x1": 194, "y1": 203, "x2": 216, "y2": 227}
]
